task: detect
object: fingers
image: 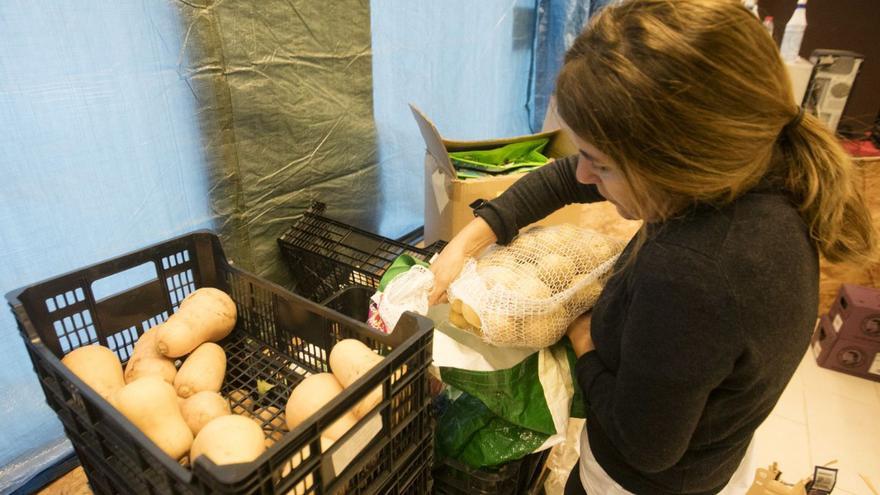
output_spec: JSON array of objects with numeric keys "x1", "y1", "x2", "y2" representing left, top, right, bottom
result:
[
  {"x1": 427, "y1": 292, "x2": 447, "y2": 306},
  {"x1": 427, "y1": 293, "x2": 448, "y2": 306},
  {"x1": 426, "y1": 243, "x2": 469, "y2": 306},
  {"x1": 428, "y1": 283, "x2": 449, "y2": 306},
  {"x1": 427, "y1": 281, "x2": 442, "y2": 306},
  {"x1": 427, "y1": 288, "x2": 440, "y2": 306}
]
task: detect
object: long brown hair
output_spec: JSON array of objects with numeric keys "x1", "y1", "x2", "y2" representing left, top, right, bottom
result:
[{"x1": 556, "y1": 0, "x2": 876, "y2": 265}]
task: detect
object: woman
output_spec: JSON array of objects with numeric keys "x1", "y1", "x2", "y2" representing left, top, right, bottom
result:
[{"x1": 427, "y1": 0, "x2": 876, "y2": 493}]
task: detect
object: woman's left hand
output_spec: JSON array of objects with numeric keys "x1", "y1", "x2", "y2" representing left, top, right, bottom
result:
[{"x1": 567, "y1": 312, "x2": 595, "y2": 358}]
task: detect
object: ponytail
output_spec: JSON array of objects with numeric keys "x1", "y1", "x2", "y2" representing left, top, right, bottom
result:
[
  {"x1": 779, "y1": 110, "x2": 877, "y2": 265},
  {"x1": 556, "y1": 0, "x2": 877, "y2": 267}
]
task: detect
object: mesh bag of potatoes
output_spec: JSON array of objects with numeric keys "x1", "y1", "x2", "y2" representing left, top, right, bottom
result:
[{"x1": 447, "y1": 224, "x2": 625, "y2": 348}]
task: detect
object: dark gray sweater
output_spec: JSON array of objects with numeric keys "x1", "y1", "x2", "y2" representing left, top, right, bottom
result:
[{"x1": 474, "y1": 156, "x2": 818, "y2": 494}]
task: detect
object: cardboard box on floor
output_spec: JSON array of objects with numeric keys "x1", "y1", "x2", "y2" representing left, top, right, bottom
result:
[{"x1": 411, "y1": 104, "x2": 587, "y2": 245}]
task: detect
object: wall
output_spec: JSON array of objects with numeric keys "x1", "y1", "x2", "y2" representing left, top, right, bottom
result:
[{"x1": 760, "y1": 0, "x2": 880, "y2": 134}]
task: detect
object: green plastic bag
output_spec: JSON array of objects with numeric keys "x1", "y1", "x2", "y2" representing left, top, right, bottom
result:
[
  {"x1": 429, "y1": 305, "x2": 585, "y2": 469},
  {"x1": 449, "y1": 138, "x2": 550, "y2": 176},
  {"x1": 378, "y1": 254, "x2": 430, "y2": 291},
  {"x1": 438, "y1": 339, "x2": 584, "y2": 435},
  {"x1": 436, "y1": 390, "x2": 549, "y2": 468}
]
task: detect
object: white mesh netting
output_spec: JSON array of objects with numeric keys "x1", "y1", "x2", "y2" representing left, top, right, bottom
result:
[{"x1": 447, "y1": 224, "x2": 625, "y2": 348}]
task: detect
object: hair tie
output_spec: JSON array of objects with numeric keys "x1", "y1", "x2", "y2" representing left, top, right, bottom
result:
[{"x1": 783, "y1": 106, "x2": 805, "y2": 135}]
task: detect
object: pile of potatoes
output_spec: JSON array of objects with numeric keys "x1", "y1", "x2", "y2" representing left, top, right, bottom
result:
[
  {"x1": 61, "y1": 288, "x2": 269, "y2": 466},
  {"x1": 284, "y1": 339, "x2": 386, "y2": 446},
  {"x1": 62, "y1": 288, "x2": 390, "y2": 479},
  {"x1": 447, "y1": 225, "x2": 622, "y2": 348},
  {"x1": 276, "y1": 339, "x2": 390, "y2": 493}
]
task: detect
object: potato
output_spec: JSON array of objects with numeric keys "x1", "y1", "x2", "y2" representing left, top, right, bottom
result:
[
  {"x1": 286, "y1": 373, "x2": 358, "y2": 440},
  {"x1": 451, "y1": 298, "x2": 463, "y2": 313},
  {"x1": 157, "y1": 288, "x2": 237, "y2": 358},
  {"x1": 191, "y1": 415, "x2": 265, "y2": 465},
  {"x1": 448, "y1": 309, "x2": 470, "y2": 330},
  {"x1": 510, "y1": 227, "x2": 548, "y2": 254},
  {"x1": 476, "y1": 300, "x2": 562, "y2": 347},
  {"x1": 62, "y1": 344, "x2": 125, "y2": 401},
  {"x1": 124, "y1": 327, "x2": 177, "y2": 384},
  {"x1": 478, "y1": 265, "x2": 520, "y2": 290},
  {"x1": 111, "y1": 376, "x2": 193, "y2": 460},
  {"x1": 460, "y1": 303, "x2": 482, "y2": 330},
  {"x1": 174, "y1": 343, "x2": 226, "y2": 398},
  {"x1": 329, "y1": 339, "x2": 384, "y2": 419},
  {"x1": 579, "y1": 237, "x2": 615, "y2": 267},
  {"x1": 180, "y1": 391, "x2": 231, "y2": 436},
  {"x1": 565, "y1": 279, "x2": 604, "y2": 314},
  {"x1": 536, "y1": 252, "x2": 573, "y2": 289},
  {"x1": 518, "y1": 276, "x2": 552, "y2": 300}
]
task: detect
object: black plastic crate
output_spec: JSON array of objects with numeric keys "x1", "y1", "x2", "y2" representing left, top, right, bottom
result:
[
  {"x1": 432, "y1": 452, "x2": 549, "y2": 495},
  {"x1": 278, "y1": 201, "x2": 446, "y2": 303},
  {"x1": 6, "y1": 231, "x2": 434, "y2": 495},
  {"x1": 324, "y1": 286, "x2": 550, "y2": 495}
]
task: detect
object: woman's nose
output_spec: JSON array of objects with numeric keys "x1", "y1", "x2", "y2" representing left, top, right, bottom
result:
[{"x1": 576, "y1": 157, "x2": 600, "y2": 185}]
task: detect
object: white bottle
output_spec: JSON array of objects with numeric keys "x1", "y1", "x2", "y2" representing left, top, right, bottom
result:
[
  {"x1": 743, "y1": 0, "x2": 759, "y2": 18},
  {"x1": 780, "y1": 0, "x2": 808, "y2": 62},
  {"x1": 763, "y1": 16, "x2": 775, "y2": 38}
]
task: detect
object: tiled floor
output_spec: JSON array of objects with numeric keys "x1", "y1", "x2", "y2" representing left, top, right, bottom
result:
[{"x1": 750, "y1": 349, "x2": 880, "y2": 495}]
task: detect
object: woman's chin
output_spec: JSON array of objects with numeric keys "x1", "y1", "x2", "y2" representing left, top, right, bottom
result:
[{"x1": 614, "y1": 204, "x2": 638, "y2": 220}]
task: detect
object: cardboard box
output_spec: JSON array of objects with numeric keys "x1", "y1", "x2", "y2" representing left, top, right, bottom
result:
[
  {"x1": 811, "y1": 284, "x2": 880, "y2": 383},
  {"x1": 812, "y1": 313, "x2": 880, "y2": 383},
  {"x1": 411, "y1": 104, "x2": 586, "y2": 244}
]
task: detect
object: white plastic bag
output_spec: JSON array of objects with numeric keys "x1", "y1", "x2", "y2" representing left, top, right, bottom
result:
[{"x1": 369, "y1": 264, "x2": 434, "y2": 332}]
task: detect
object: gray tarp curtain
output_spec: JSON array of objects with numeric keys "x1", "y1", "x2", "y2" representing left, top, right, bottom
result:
[
  {"x1": 0, "y1": 0, "x2": 604, "y2": 492},
  {"x1": 180, "y1": 0, "x2": 380, "y2": 285}
]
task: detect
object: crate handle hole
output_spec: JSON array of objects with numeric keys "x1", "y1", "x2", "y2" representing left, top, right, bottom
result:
[{"x1": 91, "y1": 261, "x2": 159, "y2": 302}]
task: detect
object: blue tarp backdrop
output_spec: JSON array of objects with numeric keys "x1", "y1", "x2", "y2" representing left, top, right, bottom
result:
[
  {"x1": 373, "y1": 0, "x2": 537, "y2": 238},
  {"x1": 0, "y1": 2, "x2": 215, "y2": 492},
  {"x1": 0, "y1": 0, "x2": 599, "y2": 491}
]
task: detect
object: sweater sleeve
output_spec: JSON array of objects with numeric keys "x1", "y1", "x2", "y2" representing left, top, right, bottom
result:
[
  {"x1": 575, "y1": 241, "x2": 742, "y2": 473},
  {"x1": 474, "y1": 154, "x2": 606, "y2": 244}
]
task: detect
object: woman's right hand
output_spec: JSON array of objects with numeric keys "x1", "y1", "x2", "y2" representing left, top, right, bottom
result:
[
  {"x1": 427, "y1": 244, "x2": 468, "y2": 305},
  {"x1": 427, "y1": 216, "x2": 498, "y2": 306}
]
